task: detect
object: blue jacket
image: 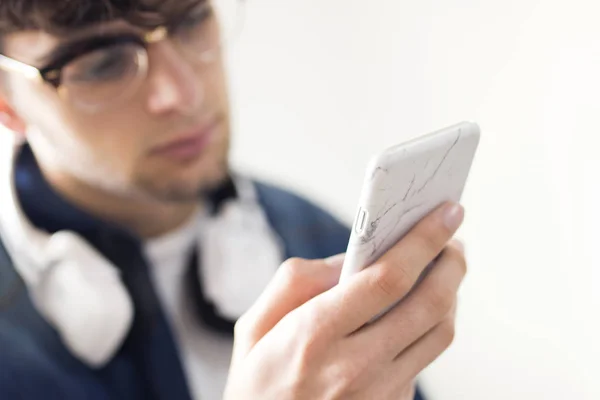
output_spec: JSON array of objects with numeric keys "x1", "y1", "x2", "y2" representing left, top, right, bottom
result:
[{"x1": 0, "y1": 146, "x2": 426, "y2": 400}]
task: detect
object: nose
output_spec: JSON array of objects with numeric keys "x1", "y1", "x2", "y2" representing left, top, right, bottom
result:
[{"x1": 145, "y1": 42, "x2": 203, "y2": 116}]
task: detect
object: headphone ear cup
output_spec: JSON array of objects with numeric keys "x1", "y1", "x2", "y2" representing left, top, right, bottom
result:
[
  {"x1": 34, "y1": 231, "x2": 134, "y2": 367},
  {"x1": 200, "y1": 198, "x2": 284, "y2": 321}
]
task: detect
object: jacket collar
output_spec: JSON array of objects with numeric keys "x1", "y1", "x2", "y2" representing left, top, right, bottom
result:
[{"x1": 0, "y1": 135, "x2": 283, "y2": 367}]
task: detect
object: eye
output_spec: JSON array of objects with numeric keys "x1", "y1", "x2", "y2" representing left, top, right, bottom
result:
[{"x1": 63, "y1": 44, "x2": 136, "y2": 84}]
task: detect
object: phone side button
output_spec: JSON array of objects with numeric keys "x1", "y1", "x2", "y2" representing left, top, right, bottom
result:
[{"x1": 355, "y1": 208, "x2": 369, "y2": 235}]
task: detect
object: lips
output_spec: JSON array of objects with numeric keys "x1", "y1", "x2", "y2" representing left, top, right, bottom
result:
[{"x1": 150, "y1": 120, "x2": 219, "y2": 161}]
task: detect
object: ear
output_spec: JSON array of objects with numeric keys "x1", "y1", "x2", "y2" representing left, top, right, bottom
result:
[{"x1": 0, "y1": 95, "x2": 27, "y2": 136}]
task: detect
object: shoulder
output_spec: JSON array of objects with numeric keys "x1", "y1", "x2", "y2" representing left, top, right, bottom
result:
[
  {"x1": 0, "y1": 317, "x2": 58, "y2": 398},
  {"x1": 0, "y1": 290, "x2": 103, "y2": 400},
  {"x1": 0, "y1": 322, "x2": 21, "y2": 397},
  {"x1": 0, "y1": 239, "x2": 75, "y2": 397},
  {"x1": 253, "y1": 181, "x2": 351, "y2": 259}
]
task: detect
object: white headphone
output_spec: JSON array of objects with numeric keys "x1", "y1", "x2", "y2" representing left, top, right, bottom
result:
[{"x1": 0, "y1": 138, "x2": 283, "y2": 367}]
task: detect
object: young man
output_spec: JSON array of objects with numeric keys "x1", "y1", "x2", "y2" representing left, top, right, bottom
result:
[{"x1": 0, "y1": 1, "x2": 467, "y2": 399}]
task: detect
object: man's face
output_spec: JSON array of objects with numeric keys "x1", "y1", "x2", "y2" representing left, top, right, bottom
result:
[{"x1": 2, "y1": 1, "x2": 231, "y2": 202}]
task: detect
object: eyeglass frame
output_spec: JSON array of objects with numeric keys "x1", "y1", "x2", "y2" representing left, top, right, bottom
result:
[{"x1": 0, "y1": 0, "x2": 241, "y2": 106}]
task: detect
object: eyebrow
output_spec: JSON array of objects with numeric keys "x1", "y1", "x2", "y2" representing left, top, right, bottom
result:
[{"x1": 35, "y1": 0, "x2": 208, "y2": 71}]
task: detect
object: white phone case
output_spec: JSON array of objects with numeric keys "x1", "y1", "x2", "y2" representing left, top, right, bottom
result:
[{"x1": 340, "y1": 122, "x2": 480, "y2": 281}]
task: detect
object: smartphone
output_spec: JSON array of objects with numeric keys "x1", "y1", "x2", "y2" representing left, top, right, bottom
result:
[{"x1": 340, "y1": 121, "x2": 480, "y2": 281}]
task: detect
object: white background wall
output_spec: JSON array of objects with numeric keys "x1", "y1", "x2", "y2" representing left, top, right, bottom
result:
[{"x1": 228, "y1": 0, "x2": 600, "y2": 399}]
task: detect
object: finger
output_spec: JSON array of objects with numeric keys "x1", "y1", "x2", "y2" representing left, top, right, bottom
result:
[
  {"x1": 350, "y1": 241, "x2": 465, "y2": 361},
  {"x1": 392, "y1": 304, "x2": 457, "y2": 381},
  {"x1": 319, "y1": 202, "x2": 464, "y2": 335},
  {"x1": 368, "y1": 304, "x2": 458, "y2": 398},
  {"x1": 232, "y1": 255, "x2": 344, "y2": 362}
]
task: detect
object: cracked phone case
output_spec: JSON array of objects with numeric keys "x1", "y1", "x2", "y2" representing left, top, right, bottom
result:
[{"x1": 340, "y1": 122, "x2": 480, "y2": 281}]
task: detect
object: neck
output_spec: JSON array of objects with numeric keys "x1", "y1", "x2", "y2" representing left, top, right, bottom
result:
[{"x1": 40, "y1": 168, "x2": 199, "y2": 239}]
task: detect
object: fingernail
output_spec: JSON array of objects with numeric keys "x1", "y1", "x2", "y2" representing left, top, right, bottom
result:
[
  {"x1": 443, "y1": 203, "x2": 464, "y2": 231},
  {"x1": 324, "y1": 253, "x2": 345, "y2": 268}
]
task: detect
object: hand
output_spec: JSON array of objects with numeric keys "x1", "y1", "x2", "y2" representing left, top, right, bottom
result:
[{"x1": 224, "y1": 202, "x2": 466, "y2": 400}]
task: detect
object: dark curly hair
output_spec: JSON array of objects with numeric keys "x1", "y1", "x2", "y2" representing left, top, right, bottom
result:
[{"x1": 0, "y1": 0, "x2": 201, "y2": 36}]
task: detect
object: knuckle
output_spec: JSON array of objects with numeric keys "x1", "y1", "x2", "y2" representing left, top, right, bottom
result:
[
  {"x1": 296, "y1": 335, "x2": 320, "y2": 367},
  {"x1": 424, "y1": 284, "x2": 455, "y2": 317},
  {"x1": 293, "y1": 312, "x2": 326, "y2": 363},
  {"x1": 330, "y1": 361, "x2": 368, "y2": 396},
  {"x1": 370, "y1": 262, "x2": 414, "y2": 299},
  {"x1": 438, "y1": 318, "x2": 456, "y2": 348},
  {"x1": 280, "y1": 257, "x2": 308, "y2": 282},
  {"x1": 415, "y1": 229, "x2": 445, "y2": 258},
  {"x1": 233, "y1": 313, "x2": 251, "y2": 337},
  {"x1": 445, "y1": 245, "x2": 468, "y2": 276}
]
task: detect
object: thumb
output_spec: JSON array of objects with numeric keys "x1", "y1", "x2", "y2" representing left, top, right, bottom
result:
[{"x1": 232, "y1": 254, "x2": 345, "y2": 362}]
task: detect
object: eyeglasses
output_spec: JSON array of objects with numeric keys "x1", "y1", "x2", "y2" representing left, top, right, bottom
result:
[{"x1": 0, "y1": 0, "x2": 243, "y2": 113}]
